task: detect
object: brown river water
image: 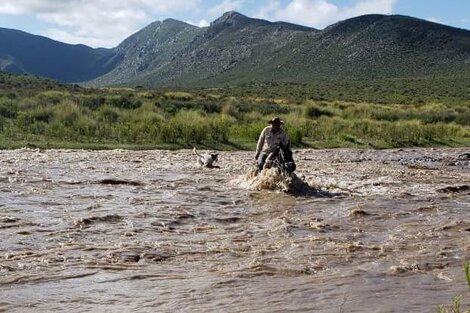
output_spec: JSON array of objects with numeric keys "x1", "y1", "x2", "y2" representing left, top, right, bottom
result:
[{"x1": 1, "y1": 148, "x2": 469, "y2": 312}]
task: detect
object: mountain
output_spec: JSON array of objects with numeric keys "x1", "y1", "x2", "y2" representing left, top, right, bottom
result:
[
  {"x1": 0, "y1": 28, "x2": 118, "y2": 82},
  {"x1": 91, "y1": 12, "x2": 470, "y2": 87},
  {"x1": 1, "y1": 11, "x2": 469, "y2": 87},
  {"x1": 89, "y1": 11, "x2": 317, "y2": 87},
  {"x1": 287, "y1": 14, "x2": 470, "y2": 80},
  {"x1": 90, "y1": 19, "x2": 204, "y2": 86}
]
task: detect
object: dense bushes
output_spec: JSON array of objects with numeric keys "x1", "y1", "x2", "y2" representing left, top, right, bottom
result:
[{"x1": 0, "y1": 98, "x2": 18, "y2": 118}]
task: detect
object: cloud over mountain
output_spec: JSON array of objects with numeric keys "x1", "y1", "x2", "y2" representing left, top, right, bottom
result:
[
  {"x1": 255, "y1": 0, "x2": 396, "y2": 28},
  {"x1": 0, "y1": 0, "x2": 200, "y2": 47}
]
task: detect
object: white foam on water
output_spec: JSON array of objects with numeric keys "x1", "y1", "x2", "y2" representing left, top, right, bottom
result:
[
  {"x1": 238, "y1": 167, "x2": 321, "y2": 196},
  {"x1": 241, "y1": 167, "x2": 290, "y2": 192}
]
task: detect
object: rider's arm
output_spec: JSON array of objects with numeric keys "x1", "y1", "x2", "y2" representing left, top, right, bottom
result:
[
  {"x1": 283, "y1": 131, "x2": 291, "y2": 148},
  {"x1": 255, "y1": 128, "x2": 266, "y2": 157}
]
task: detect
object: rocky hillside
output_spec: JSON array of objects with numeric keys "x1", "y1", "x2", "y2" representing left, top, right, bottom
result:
[
  {"x1": 87, "y1": 12, "x2": 317, "y2": 87},
  {"x1": 90, "y1": 19, "x2": 204, "y2": 86},
  {"x1": 93, "y1": 12, "x2": 470, "y2": 87}
]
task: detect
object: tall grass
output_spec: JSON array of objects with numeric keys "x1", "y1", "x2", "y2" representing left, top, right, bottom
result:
[{"x1": 0, "y1": 86, "x2": 469, "y2": 149}]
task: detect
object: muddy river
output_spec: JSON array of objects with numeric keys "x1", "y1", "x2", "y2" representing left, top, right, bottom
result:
[{"x1": 1, "y1": 148, "x2": 469, "y2": 312}]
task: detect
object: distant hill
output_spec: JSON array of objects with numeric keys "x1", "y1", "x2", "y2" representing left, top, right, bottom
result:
[
  {"x1": 1, "y1": 11, "x2": 469, "y2": 87},
  {"x1": 0, "y1": 71, "x2": 76, "y2": 92},
  {"x1": 0, "y1": 28, "x2": 117, "y2": 82}
]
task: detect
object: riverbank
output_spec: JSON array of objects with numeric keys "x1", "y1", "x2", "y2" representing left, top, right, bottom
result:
[{"x1": 1, "y1": 77, "x2": 469, "y2": 150}]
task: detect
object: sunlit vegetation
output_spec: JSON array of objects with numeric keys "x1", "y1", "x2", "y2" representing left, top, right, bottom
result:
[{"x1": 0, "y1": 72, "x2": 469, "y2": 149}]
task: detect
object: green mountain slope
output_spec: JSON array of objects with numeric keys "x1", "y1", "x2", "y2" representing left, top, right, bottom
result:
[
  {"x1": 98, "y1": 12, "x2": 316, "y2": 86},
  {"x1": 283, "y1": 14, "x2": 470, "y2": 80},
  {"x1": 89, "y1": 19, "x2": 204, "y2": 86},
  {"x1": 0, "y1": 28, "x2": 117, "y2": 82},
  {"x1": 91, "y1": 12, "x2": 469, "y2": 87},
  {"x1": 0, "y1": 71, "x2": 79, "y2": 93}
]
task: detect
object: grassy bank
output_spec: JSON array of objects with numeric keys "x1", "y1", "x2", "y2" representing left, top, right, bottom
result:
[{"x1": 0, "y1": 73, "x2": 469, "y2": 150}]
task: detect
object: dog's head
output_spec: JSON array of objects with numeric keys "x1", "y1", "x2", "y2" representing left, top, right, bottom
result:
[{"x1": 210, "y1": 154, "x2": 218, "y2": 162}]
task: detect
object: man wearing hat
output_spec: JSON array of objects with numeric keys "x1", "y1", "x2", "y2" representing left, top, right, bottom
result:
[{"x1": 255, "y1": 117, "x2": 291, "y2": 173}]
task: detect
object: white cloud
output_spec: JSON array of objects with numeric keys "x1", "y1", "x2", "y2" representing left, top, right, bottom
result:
[
  {"x1": 0, "y1": 0, "x2": 200, "y2": 47},
  {"x1": 197, "y1": 19, "x2": 210, "y2": 27},
  {"x1": 0, "y1": 3, "x2": 26, "y2": 14},
  {"x1": 45, "y1": 28, "x2": 109, "y2": 48},
  {"x1": 207, "y1": 0, "x2": 244, "y2": 18},
  {"x1": 255, "y1": 0, "x2": 281, "y2": 19},
  {"x1": 186, "y1": 19, "x2": 210, "y2": 27},
  {"x1": 0, "y1": 0, "x2": 400, "y2": 47},
  {"x1": 255, "y1": 0, "x2": 396, "y2": 29}
]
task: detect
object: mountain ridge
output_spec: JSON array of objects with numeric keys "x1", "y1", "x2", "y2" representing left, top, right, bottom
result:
[
  {"x1": 0, "y1": 27, "x2": 118, "y2": 82},
  {"x1": 1, "y1": 11, "x2": 469, "y2": 87}
]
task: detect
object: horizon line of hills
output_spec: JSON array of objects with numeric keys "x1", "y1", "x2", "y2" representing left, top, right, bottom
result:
[{"x1": 1, "y1": 11, "x2": 469, "y2": 88}]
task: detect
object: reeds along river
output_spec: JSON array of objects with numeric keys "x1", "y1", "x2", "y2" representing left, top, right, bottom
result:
[{"x1": 0, "y1": 148, "x2": 469, "y2": 312}]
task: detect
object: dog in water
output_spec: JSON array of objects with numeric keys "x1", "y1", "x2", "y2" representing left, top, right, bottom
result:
[{"x1": 193, "y1": 147, "x2": 219, "y2": 168}]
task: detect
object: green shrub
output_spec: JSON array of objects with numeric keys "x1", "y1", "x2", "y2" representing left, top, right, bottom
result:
[
  {"x1": 0, "y1": 98, "x2": 18, "y2": 118},
  {"x1": 163, "y1": 91, "x2": 193, "y2": 101},
  {"x1": 207, "y1": 115, "x2": 233, "y2": 143},
  {"x1": 52, "y1": 100, "x2": 81, "y2": 127},
  {"x1": 37, "y1": 91, "x2": 70, "y2": 105},
  {"x1": 304, "y1": 105, "x2": 334, "y2": 118},
  {"x1": 231, "y1": 121, "x2": 265, "y2": 141},
  {"x1": 287, "y1": 126, "x2": 304, "y2": 145},
  {"x1": 169, "y1": 110, "x2": 208, "y2": 144},
  {"x1": 254, "y1": 103, "x2": 289, "y2": 115},
  {"x1": 107, "y1": 95, "x2": 142, "y2": 109},
  {"x1": 97, "y1": 106, "x2": 121, "y2": 123},
  {"x1": 17, "y1": 97, "x2": 39, "y2": 110},
  {"x1": 78, "y1": 95, "x2": 106, "y2": 109}
]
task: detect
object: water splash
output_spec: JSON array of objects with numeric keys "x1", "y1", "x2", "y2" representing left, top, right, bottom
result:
[{"x1": 241, "y1": 167, "x2": 325, "y2": 196}]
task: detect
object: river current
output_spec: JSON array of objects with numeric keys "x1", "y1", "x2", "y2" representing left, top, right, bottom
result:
[{"x1": 1, "y1": 148, "x2": 469, "y2": 312}]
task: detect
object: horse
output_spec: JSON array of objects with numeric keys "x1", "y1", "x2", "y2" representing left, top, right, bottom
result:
[{"x1": 263, "y1": 143, "x2": 296, "y2": 175}]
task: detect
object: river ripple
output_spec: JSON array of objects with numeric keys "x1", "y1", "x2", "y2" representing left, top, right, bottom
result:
[{"x1": 0, "y1": 148, "x2": 469, "y2": 312}]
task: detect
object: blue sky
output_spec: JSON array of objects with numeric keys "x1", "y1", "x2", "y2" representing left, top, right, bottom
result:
[{"x1": 0, "y1": 0, "x2": 468, "y2": 48}]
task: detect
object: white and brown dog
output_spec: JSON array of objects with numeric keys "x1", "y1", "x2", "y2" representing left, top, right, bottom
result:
[{"x1": 193, "y1": 147, "x2": 219, "y2": 168}]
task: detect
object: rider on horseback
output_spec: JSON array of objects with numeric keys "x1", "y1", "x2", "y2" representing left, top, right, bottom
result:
[{"x1": 255, "y1": 117, "x2": 295, "y2": 174}]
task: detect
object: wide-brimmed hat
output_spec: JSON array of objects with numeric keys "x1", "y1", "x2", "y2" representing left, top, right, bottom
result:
[{"x1": 268, "y1": 117, "x2": 284, "y2": 124}]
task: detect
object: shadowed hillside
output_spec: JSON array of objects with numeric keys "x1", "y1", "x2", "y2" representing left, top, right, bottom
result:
[{"x1": 0, "y1": 28, "x2": 118, "y2": 82}]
